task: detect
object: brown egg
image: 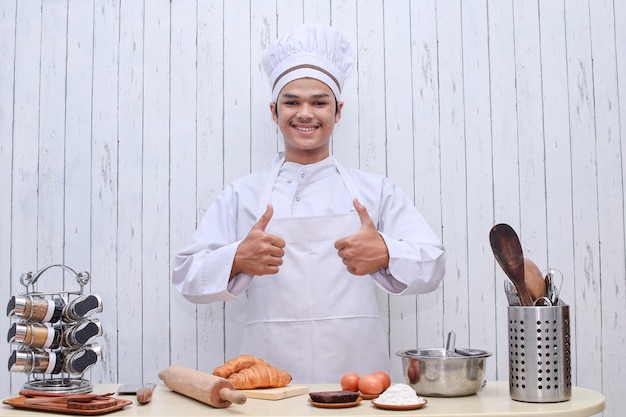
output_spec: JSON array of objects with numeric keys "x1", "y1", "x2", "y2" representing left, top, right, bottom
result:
[
  {"x1": 524, "y1": 257, "x2": 547, "y2": 301},
  {"x1": 340, "y1": 372, "x2": 360, "y2": 392},
  {"x1": 372, "y1": 371, "x2": 391, "y2": 390},
  {"x1": 358, "y1": 374, "x2": 384, "y2": 395}
]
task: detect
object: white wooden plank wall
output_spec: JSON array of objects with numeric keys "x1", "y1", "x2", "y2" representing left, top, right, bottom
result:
[{"x1": 1, "y1": 1, "x2": 623, "y2": 416}]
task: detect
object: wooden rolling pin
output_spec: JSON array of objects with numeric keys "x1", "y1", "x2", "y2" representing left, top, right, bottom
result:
[{"x1": 158, "y1": 365, "x2": 246, "y2": 408}]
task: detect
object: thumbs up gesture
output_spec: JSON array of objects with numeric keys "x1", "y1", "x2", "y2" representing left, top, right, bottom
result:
[
  {"x1": 230, "y1": 204, "x2": 286, "y2": 279},
  {"x1": 334, "y1": 199, "x2": 390, "y2": 275}
]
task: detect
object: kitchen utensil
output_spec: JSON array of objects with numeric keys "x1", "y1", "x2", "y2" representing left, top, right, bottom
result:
[
  {"x1": 158, "y1": 365, "x2": 246, "y2": 408},
  {"x1": 489, "y1": 224, "x2": 534, "y2": 306},
  {"x1": 19, "y1": 390, "x2": 114, "y2": 398},
  {"x1": 454, "y1": 348, "x2": 489, "y2": 357},
  {"x1": 545, "y1": 268, "x2": 562, "y2": 306},
  {"x1": 503, "y1": 280, "x2": 520, "y2": 306},
  {"x1": 396, "y1": 348, "x2": 491, "y2": 397},
  {"x1": 22, "y1": 393, "x2": 114, "y2": 405},
  {"x1": 136, "y1": 387, "x2": 153, "y2": 404},
  {"x1": 524, "y1": 257, "x2": 547, "y2": 301},
  {"x1": 445, "y1": 331, "x2": 456, "y2": 357}
]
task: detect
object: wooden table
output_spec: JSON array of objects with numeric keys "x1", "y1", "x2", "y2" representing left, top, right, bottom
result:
[{"x1": 1, "y1": 381, "x2": 605, "y2": 416}]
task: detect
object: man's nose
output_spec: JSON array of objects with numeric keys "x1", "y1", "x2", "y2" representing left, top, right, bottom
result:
[{"x1": 297, "y1": 103, "x2": 314, "y2": 119}]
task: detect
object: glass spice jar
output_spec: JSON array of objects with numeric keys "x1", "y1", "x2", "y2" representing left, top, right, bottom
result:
[
  {"x1": 6, "y1": 295, "x2": 65, "y2": 323},
  {"x1": 62, "y1": 294, "x2": 103, "y2": 322},
  {"x1": 8, "y1": 349, "x2": 64, "y2": 374},
  {"x1": 7, "y1": 322, "x2": 62, "y2": 349}
]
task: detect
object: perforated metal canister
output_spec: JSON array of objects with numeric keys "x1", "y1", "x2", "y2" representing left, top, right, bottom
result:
[{"x1": 507, "y1": 304, "x2": 571, "y2": 402}]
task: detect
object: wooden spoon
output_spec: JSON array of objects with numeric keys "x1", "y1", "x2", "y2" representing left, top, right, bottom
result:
[
  {"x1": 489, "y1": 224, "x2": 534, "y2": 306},
  {"x1": 524, "y1": 257, "x2": 547, "y2": 301}
]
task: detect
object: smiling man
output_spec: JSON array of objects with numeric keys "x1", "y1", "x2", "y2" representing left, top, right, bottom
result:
[{"x1": 172, "y1": 24, "x2": 446, "y2": 383}]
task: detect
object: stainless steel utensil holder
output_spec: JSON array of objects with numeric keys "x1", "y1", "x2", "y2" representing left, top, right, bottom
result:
[
  {"x1": 507, "y1": 304, "x2": 571, "y2": 402},
  {"x1": 6, "y1": 264, "x2": 102, "y2": 394}
]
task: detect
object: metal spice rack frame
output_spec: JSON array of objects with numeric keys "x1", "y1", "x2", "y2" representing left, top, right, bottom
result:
[{"x1": 7, "y1": 264, "x2": 101, "y2": 393}]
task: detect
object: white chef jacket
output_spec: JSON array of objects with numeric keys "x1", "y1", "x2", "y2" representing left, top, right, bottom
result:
[
  {"x1": 172, "y1": 153, "x2": 446, "y2": 382},
  {"x1": 173, "y1": 153, "x2": 446, "y2": 302}
]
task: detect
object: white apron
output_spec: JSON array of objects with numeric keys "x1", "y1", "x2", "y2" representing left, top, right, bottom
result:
[{"x1": 239, "y1": 156, "x2": 390, "y2": 383}]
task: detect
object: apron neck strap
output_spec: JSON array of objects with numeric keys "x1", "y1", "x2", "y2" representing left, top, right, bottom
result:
[{"x1": 256, "y1": 154, "x2": 362, "y2": 218}]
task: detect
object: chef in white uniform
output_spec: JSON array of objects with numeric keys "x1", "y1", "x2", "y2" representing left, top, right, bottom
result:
[{"x1": 172, "y1": 24, "x2": 446, "y2": 383}]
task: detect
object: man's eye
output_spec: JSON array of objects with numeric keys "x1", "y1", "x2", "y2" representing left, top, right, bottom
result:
[
  {"x1": 314, "y1": 101, "x2": 328, "y2": 106},
  {"x1": 284, "y1": 101, "x2": 297, "y2": 105}
]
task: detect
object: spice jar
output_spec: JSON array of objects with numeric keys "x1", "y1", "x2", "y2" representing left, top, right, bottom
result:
[
  {"x1": 8, "y1": 349, "x2": 64, "y2": 374},
  {"x1": 62, "y1": 294, "x2": 103, "y2": 322},
  {"x1": 6, "y1": 296, "x2": 65, "y2": 323},
  {"x1": 63, "y1": 343, "x2": 102, "y2": 374},
  {"x1": 63, "y1": 319, "x2": 103, "y2": 347},
  {"x1": 9, "y1": 344, "x2": 102, "y2": 375},
  {"x1": 7, "y1": 323, "x2": 62, "y2": 349}
]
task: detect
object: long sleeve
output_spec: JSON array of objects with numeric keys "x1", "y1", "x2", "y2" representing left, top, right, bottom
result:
[
  {"x1": 360, "y1": 174, "x2": 446, "y2": 295},
  {"x1": 171, "y1": 169, "x2": 268, "y2": 303}
]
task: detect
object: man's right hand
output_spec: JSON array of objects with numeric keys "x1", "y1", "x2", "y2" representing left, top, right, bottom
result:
[{"x1": 230, "y1": 204, "x2": 286, "y2": 279}]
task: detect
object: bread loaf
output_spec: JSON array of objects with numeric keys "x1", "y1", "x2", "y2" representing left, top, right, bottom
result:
[{"x1": 227, "y1": 363, "x2": 292, "y2": 389}]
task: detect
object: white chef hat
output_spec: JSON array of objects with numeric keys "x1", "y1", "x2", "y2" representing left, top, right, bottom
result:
[{"x1": 262, "y1": 23, "x2": 355, "y2": 102}]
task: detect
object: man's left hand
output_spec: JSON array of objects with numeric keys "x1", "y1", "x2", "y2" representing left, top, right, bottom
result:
[{"x1": 334, "y1": 198, "x2": 390, "y2": 275}]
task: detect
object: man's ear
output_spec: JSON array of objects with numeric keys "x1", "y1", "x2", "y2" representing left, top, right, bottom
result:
[
  {"x1": 335, "y1": 101, "x2": 344, "y2": 122},
  {"x1": 270, "y1": 102, "x2": 278, "y2": 124}
]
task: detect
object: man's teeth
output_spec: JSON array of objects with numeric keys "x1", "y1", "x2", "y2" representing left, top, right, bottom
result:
[{"x1": 296, "y1": 126, "x2": 316, "y2": 131}]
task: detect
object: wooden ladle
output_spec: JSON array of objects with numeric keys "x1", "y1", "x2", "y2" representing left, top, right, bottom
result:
[{"x1": 489, "y1": 224, "x2": 534, "y2": 306}]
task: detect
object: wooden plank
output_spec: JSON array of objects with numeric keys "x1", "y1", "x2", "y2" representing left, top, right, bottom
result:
[
  {"x1": 435, "y1": 0, "x2": 469, "y2": 356},
  {"x1": 169, "y1": 0, "x2": 199, "y2": 369},
  {"x1": 10, "y1": 0, "x2": 44, "y2": 393},
  {"x1": 0, "y1": 0, "x2": 17, "y2": 398},
  {"x1": 250, "y1": 1, "x2": 278, "y2": 172},
  {"x1": 589, "y1": 1, "x2": 625, "y2": 414},
  {"x1": 382, "y1": 0, "x2": 420, "y2": 383},
  {"x1": 116, "y1": 0, "x2": 144, "y2": 384},
  {"x1": 90, "y1": 0, "x2": 121, "y2": 384},
  {"x1": 538, "y1": 0, "x2": 575, "y2": 294},
  {"x1": 486, "y1": 0, "x2": 520, "y2": 381},
  {"x1": 222, "y1": 0, "x2": 252, "y2": 361},
  {"x1": 37, "y1": 0, "x2": 67, "y2": 295},
  {"x1": 142, "y1": 0, "x2": 172, "y2": 384},
  {"x1": 329, "y1": 0, "x2": 358, "y2": 168},
  {"x1": 409, "y1": 0, "x2": 444, "y2": 353},
  {"x1": 512, "y1": 0, "x2": 548, "y2": 256},
  {"x1": 461, "y1": 0, "x2": 497, "y2": 381},
  {"x1": 537, "y1": 0, "x2": 576, "y2": 386},
  {"x1": 65, "y1": 0, "x2": 95, "y2": 291},
  {"x1": 196, "y1": 0, "x2": 226, "y2": 372},
  {"x1": 355, "y1": 0, "x2": 386, "y2": 176},
  {"x1": 564, "y1": 0, "x2": 600, "y2": 389}
]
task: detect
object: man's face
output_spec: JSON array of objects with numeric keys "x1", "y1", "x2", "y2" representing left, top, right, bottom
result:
[{"x1": 270, "y1": 77, "x2": 343, "y2": 164}]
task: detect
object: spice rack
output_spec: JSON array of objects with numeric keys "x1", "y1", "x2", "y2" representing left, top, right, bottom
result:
[{"x1": 6, "y1": 264, "x2": 104, "y2": 394}]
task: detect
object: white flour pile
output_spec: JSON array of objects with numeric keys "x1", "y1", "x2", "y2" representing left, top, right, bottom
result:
[{"x1": 375, "y1": 383, "x2": 425, "y2": 405}]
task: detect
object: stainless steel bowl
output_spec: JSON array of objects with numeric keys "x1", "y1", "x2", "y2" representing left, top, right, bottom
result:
[{"x1": 396, "y1": 348, "x2": 491, "y2": 397}]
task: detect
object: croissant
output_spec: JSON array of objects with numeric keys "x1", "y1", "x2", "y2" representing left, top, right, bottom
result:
[
  {"x1": 212, "y1": 354, "x2": 265, "y2": 378},
  {"x1": 228, "y1": 363, "x2": 292, "y2": 389}
]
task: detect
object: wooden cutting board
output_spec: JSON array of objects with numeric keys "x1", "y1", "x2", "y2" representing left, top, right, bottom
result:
[{"x1": 239, "y1": 385, "x2": 309, "y2": 400}]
